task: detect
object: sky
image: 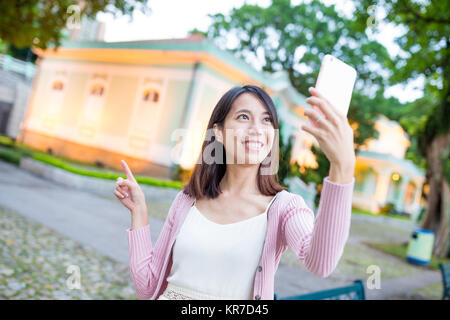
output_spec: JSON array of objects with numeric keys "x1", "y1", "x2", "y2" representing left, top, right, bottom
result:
[{"x1": 96, "y1": 0, "x2": 424, "y2": 104}]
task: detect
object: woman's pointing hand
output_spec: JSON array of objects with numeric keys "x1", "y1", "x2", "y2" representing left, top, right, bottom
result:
[{"x1": 114, "y1": 160, "x2": 147, "y2": 214}]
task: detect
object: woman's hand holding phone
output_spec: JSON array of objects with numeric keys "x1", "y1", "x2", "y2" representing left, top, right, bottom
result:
[
  {"x1": 300, "y1": 54, "x2": 357, "y2": 183},
  {"x1": 301, "y1": 87, "x2": 356, "y2": 183},
  {"x1": 114, "y1": 160, "x2": 149, "y2": 228}
]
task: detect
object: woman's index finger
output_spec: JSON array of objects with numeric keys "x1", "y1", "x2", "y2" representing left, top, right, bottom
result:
[{"x1": 121, "y1": 160, "x2": 136, "y2": 182}]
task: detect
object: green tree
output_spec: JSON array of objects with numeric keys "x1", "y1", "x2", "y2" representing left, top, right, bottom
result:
[
  {"x1": 277, "y1": 119, "x2": 295, "y2": 187},
  {"x1": 194, "y1": 0, "x2": 407, "y2": 204},
  {"x1": 0, "y1": 0, "x2": 150, "y2": 50},
  {"x1": 353, "y1": 0, "x2": 450, "y2": 258}
]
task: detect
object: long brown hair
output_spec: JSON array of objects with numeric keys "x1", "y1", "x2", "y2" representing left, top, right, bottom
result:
[{"x1": 182, "y1": 85, "x2": 287, "y2": 199}]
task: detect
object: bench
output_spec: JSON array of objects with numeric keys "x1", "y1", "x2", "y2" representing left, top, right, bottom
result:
[
  {"x1": 274, "y1": 280, "x2": 365, "y2": 300},
  {"x1": 439, "y1": 263, "x2": 450, "y2": 300}
]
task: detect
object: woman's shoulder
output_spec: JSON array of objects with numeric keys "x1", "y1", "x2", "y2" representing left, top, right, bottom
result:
[
  {"x1": 163, "y1": 190, "x2": 194, "y2": 223},
  {"x1": 275, "y1": 190, "x2": 311, "y2": 214}
]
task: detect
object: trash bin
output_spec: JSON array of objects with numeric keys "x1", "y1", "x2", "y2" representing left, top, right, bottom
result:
[{"x1": 406, "y1": 228, "x2": 434, "y2": 265}]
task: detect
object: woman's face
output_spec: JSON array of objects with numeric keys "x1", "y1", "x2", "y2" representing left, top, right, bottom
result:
[{"x1": 214, "y1": 92, "x2": 276, "y2": 165}]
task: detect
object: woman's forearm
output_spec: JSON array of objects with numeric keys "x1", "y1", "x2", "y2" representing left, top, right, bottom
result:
[
  {"x1": 303, "y1": 176, "x2": 355, "y2": 277},
  {"x1": 283, "y1": 176, "x2": 355, "y2": 278},
  {"x1": 328, "y1": 162, "x2": 355, "y2": 184},
  {"x1": 130, "y1": 207, "x2": 149, "y2": 230}
]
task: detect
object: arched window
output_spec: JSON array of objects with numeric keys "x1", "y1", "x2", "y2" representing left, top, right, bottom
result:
[
  {"x1": 142, "y1": 88, "x2": 159, "y2": 103},
  {"x1": 77, "y1": 75, "x2": 109, "y2": 139},
  {"x1": 52, "y1": 81, "x2": 64, "y2": 91},
  {"x1": 404, "y1": 181, "x2": 417, "y2": 205},
  {"x1": 90, "y1": 84, "x2": 104, "y2": 96},
  {"x1": 355, "y1": 167, "x2": 370, "y2": 192},
  {"x1": 43, "y1": 74, "x2": 67, "y2": 131},
  {"x1": 128, "y1": 80, "x2": 164, "y2": 151},
  {"x1": 387, "y1": 172, "x2": 403, "y2": 202}
]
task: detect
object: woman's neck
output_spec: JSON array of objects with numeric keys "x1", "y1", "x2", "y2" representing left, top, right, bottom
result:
[{"x1": 219, "y1": 163, "x2": 261, "y2": 196}]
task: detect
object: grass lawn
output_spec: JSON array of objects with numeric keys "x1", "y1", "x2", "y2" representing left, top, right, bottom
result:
[
  {"x1": 363, "y1": 241, "x2": 450, "y2": 271},
  {"x1": 352, "y1": 208, "x2": 413, "y2": 221},
  {"x1": 413, "y1": 281, "x2": 444, "y2": 300}
]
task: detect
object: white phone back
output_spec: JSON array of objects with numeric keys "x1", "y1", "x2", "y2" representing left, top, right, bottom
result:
[{"x1": 315, "y1": 54, "x2": 357, "y2": 117}]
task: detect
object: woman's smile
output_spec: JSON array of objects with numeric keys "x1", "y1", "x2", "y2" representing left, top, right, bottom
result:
[{"x1": 243, "y1": 140, "x2": 264, "y2": 151}]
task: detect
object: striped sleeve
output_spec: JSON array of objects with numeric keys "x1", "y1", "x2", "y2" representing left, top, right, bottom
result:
[
  {"x1": 125, "y1": 190, "x2": 184, "y2": 299},
  {"x1": 282, "y1": 176, "x2": 355, "y2": 278}
]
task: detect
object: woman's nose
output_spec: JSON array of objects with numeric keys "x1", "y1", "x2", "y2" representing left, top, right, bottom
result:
[{"x1": 244, "y1": 130, "x2": 266, "y2": 144}]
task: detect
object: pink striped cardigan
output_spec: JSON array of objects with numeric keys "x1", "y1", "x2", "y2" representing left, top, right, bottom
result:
[{"x1": 126, "y1": 175, "x2": 355, "y2": 300}]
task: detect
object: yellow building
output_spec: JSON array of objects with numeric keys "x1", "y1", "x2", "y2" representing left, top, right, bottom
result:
[
  {"x1": 18, "y1": 34, "x2": 313, "y2": 179},
  {"x1": 353, "y1": 115, "x2": 426, "y2": 220}
]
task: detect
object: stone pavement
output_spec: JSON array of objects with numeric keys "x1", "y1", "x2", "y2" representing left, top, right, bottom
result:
[{"x1": 0, "y1": 160, "x2": 442, "y2": 299}]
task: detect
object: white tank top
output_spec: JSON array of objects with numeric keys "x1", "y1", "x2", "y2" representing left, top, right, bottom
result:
[{"x1": 158, "y1": 196, "x2": 276, "y2": 300}]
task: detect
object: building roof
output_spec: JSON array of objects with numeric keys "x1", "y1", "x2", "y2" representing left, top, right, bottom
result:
[
  {"x1": 34, "y1": 34, "x2": 308, "y2": 108},
  {"x1": 356, "y1": 150, "x2": 426, "y2": 179}
]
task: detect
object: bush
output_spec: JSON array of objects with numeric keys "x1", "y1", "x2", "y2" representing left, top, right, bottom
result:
[
  {"x1": 31, "y1": 153, "x2": 183, "y2": 189},
  {"x1": 170, "y1": 164, "x2": 193, "y2": 185},
  {"x1": 0, "y1": 148, "x2": 22, "y2": 165},
  {"x1": 379, "y1": 202, "x2": 395, "y2": 215},
  {"x1": 416, "y1": 207, "x2": 426, "y2": 223},
  {"x1": 0, "y1": 136, "x2": 15, "y2": 148}
]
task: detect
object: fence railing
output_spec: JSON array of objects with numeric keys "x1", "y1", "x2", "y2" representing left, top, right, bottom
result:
[{"x1": 0, "y1": 54, "x2": 36, "y2": 79}]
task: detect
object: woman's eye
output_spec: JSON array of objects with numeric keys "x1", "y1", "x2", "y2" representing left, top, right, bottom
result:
[{"x1": 238, "y1": 114, "x2": 272, "y2": 122}]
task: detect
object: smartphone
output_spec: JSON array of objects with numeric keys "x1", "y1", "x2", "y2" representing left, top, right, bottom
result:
[{"x1": 309, "y1": 54, "x2": 357, "y2": 128}]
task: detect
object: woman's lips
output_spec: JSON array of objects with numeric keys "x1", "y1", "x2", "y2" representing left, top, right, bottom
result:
[{"x1": 243, "y1": 141, "x2": 264, "y2": 151}]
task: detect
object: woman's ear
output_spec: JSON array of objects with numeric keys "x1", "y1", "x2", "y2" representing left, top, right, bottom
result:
[{"x1": 213, "y1": 123, "x2": 223, "y2": 144}]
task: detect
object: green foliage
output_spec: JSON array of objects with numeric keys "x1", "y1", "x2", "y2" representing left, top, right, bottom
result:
[
  {"x1": 277, "y1": 119, "x2": 295, "y2": 187},
  {"x1": 5, "y1": 44, "x2": 38, "y2": 62},
  {"x1": 365, "y1": 241, "x2": 450, "y2": 271},
  {"x1": 353, "y1": 0, "x2": 450, "y2": 257},
  {"x1": 353, "y1": 0, "x2": 450, "y2": 155},
  {"x1": 0, "y1": 0, "x2": 151, "y2": 50},
  {"x1": 30, "y1": 152, "x2": 183, "y2": 189},
  {"x1": 0, "y1": 148, "x2": 22, "y2": 165},
  {"x1": 0, "y1": 136, "x2": 15, "y2": 148},
  {"x1": 201, "y1": 0, "x2": 397, "y2": 140},
  {"x1": 378, "y1": 202, "x2": 395, "y2": 215},
  {"x1": 198, "y1": 0, "x2": 418, "y2": 189},
  {"x1": 170, "y1": 163, "x2": 193, "y2": 185},
  {"x1": 204, "y1": 0, "x2": 391, "y2": 94}
]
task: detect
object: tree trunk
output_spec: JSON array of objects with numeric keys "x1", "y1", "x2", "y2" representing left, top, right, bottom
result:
[
  {"x1": 435, "y1": 177, "x2": 450, "y2": 257},
  {"x1": 420, "y1": 132, "x2": 450, "y2": 258}
]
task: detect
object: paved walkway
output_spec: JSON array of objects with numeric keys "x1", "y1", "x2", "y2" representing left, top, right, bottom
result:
[{"x1": 0, "y1": 160, "x2": 442, "y2": 299}]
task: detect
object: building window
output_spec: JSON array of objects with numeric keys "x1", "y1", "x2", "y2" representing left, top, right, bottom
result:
[
  {"x1": 355, "y1": 167, "x2": 370, "y2": 193},
  {"x1": 90, "y1": 84, "x2": 105, "y2": 96},
  {"x1": 142, "y1": 89, "x2": 159, "y2": 103},
  {"x1": 52, "y1": 81, "x2": 64, "y2": 91},
  {"x1": 389, "y1": 172, "x2": 403, "y2": 202},
  {"x1": 404, "y1": 181, "x2": 417, "y2": 205}
]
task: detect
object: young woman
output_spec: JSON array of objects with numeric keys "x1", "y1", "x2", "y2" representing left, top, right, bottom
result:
[{"x1": 114, "y1": 85, "x2": 356, "y2": 300}]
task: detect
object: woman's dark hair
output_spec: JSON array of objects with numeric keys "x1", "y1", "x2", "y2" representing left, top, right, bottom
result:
[{"x1": 182, "y1": 84, "x2": 287, "y2": 199}]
